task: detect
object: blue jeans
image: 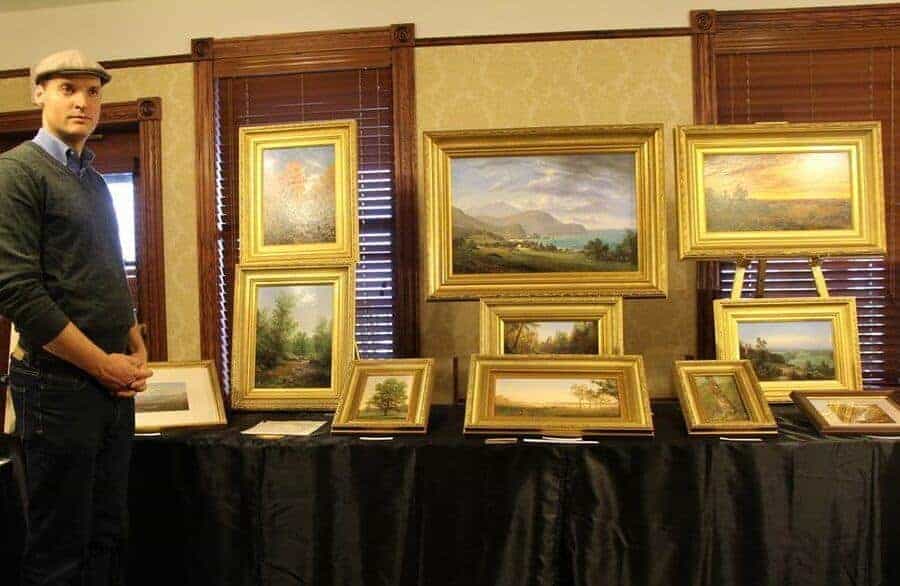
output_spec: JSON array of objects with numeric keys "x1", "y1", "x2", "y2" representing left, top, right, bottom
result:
[{"x1": 9, "y1": 357, "x2": 134, "y2": 586}]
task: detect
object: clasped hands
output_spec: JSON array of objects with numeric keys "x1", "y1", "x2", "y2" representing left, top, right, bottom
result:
[{"x1": 95, "y1": 352, "x2": 153, "y2": 398}]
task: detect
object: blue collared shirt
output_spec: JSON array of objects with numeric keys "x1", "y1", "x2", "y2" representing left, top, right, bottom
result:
[{"x1": 32, "y1": 128, "x2": 96, "y2": 177}]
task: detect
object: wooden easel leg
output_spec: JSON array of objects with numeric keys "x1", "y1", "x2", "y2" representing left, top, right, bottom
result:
[
  {"x1": 731, "y1": 257, "x2": 751, "y2": 300},
  {"x1": 810, "y1": 256, "x2": 830, "y2": 298}
]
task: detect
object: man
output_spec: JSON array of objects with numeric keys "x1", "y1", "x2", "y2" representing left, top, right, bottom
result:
[{"x1": 0, "y1": 49, "x2": 153, "y2": 586}]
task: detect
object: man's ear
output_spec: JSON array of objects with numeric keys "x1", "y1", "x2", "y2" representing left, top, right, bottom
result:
[{"x1": 32, "y1": 83, "x2": 45, "y2": 107}]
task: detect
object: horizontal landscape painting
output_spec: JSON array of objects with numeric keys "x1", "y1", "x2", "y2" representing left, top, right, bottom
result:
[
  {"x1": 492, "y1": 376, "x2": 620, "y2": 418},
  {"x1": 503, "y1": 320, "x2": 599, "y2": 355},
  {"x1": 703, "y1": 151, "x2": 853, "y2": 232},
  {"x1": 825, "y1": 400, "x2": 894, "y2": 424},
  {"x1": 136, "y1": 382, "x2": 189, "y2": 413},
  {"x1": 738, "y1": 320, "x2": 835, "y2": 382},
  {"x1": 451, "y1": 153, "x2": 638, "y2": 274}
]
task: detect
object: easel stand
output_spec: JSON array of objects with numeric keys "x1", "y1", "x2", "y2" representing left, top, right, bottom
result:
[{"x1": 730, "y1": 256, "x2": 830, "y2": 300}]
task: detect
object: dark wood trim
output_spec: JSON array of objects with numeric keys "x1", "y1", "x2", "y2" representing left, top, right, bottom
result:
[
  {"x1": 0, "y1": 98, "x2": 168, "y2": 361},
  {"x1": 205, "y1": 26, "x2": 398, "y2": 61},
  {"x1": 0, "y1": 53, "x2": 193, "y2": 80},
  {"x1": 194, "y1": 59, "x2": 219, "y2": 368},
  {"x1": 136, "y1": 99, "x2": 168, "y2": 361},
  {"x1": 416, "y1": 26, "x2": 691, "y2": 47},
  {"x1": 391, "y1": 41, "x2": 420, "y2": 358},
  {"x1": 212, "y1": 48, "x2": 392, "y2": 79}
]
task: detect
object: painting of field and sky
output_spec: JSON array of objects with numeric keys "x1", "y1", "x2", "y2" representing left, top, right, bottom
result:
[
  {"x1": 451, "y1": 153, "x2": 638, "y2": 274},
  {"x1": 262, "y1": 145, "x2": 336, "y2": 246},
  {"x1": 503, "y1": 320, "x2": 599, "y2": 355},
  {"x1": 691, "y1": 374, "x2": 750, "y2": 423},
  {"x1": 825, "y1": 400, "x2": 895, "y2": 424},
  {"x1": 703, "y1": 151, "x2": 853, "y2": 232},
  {"x1": 738, "y1": 320, "x2": 835, "y2": 382},
  {"x1": 355, "y1": 374, "x2": 414, "y2": 420},
  {"x1": 492, "y1": 376, "x2": 621, "y2": 418},
  {"x1": 135, "y1": 382, "x2": 189, "y2": 413},
  {"x1": 254, "y1": 284, "x2": 333, "y2": 389}
]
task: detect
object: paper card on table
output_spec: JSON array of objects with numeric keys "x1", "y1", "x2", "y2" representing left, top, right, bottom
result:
[{"x1": 241, "y1": 420, "x2": 327, "y2": 436}]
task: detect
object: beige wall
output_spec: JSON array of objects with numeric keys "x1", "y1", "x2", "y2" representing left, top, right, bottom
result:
[
  {"x1": 0, "y1": 64, "x2": 200, "y2": 361},
  {"x1": 416, "y1": 38, "x2": 695, "y2": 402},
  {"x1": 1, "y1": 0, "x2": 897, "y2": 69}
]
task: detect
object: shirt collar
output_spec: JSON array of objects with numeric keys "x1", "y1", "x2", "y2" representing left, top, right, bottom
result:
[{"x1": 32, "y1": 128, "x2": 95, "y2": 174}]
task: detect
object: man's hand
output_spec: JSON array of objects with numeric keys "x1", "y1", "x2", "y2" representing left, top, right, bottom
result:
[{"x1": 95, "y1": 353, "x2": 153, "y2": 397}]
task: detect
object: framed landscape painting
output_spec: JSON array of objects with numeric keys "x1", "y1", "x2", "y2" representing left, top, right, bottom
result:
[
  {"x1": 239, "y1": 120, "x2": 358, "y2": 266},
  {"x1": 674, "y1": 360, "x2": 776, "y2": 436},
  {"x1": 791, "y1": 390, "x2": 900, "y2": 435},
  {"x1": 714, "y1": 297, "x2": 862, "y2": 403},
  {"x1": 676, "y1": 122, "x2": 885, "y2": 259},
  {"x1": 424, "y1": 125, "x2": 667, "y2": 299},
  {"x1": 479, "y1": 296, "x2": 623, "y2": 356},
  {"x1": 231, "y1": 266, "x2": 355, "y2": 410},
  {"x1": 135, "y1": 361, "x2": 227, "y2": 432},
  {"x1": 331, "y1": 358, "x2": 434, "y2": 434},
  {"x1": 464, "y1": 355, "x2": 653, "y2": 436}
]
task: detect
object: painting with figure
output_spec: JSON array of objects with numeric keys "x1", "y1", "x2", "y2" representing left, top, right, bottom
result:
[
  {"x1": 492, "y1": 376, "x2": 620, "y2": 418},
  {"x1": 262, "y1": 145, "x2": 336, "y2": 246},
  {"x1": 691, "y1": 374, "x2": 750, "y2": 423},
  {"x1": 451, "y1": 154, "x2": 638, "y2": 274},
  {"x1": 738, "y1": 320, "x2": 835, "y2": 382},
  {"x1": 503, "y1": 320, "x2": 599, "y2": 355},
  {"x1": 135, "y1": 382, "x2": 189, "y2": 413},
  {"x1": 254, "y1": 284, "x2": 333, "y2": 388},
  {"x1": 703, "y1": 152, "x2": 853, "y2": 232},
  {"x1": 355, "y1": 375, "x2": 414, "y2": 420}
]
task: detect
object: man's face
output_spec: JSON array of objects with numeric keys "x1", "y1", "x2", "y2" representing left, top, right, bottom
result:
[{"x1": 33, "y1": 75, "x2": 102, "y2": 147}]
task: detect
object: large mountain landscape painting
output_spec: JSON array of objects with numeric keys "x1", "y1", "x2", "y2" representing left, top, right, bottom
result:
[{"x1": 450, "y1": 153, "x2": 639, "y2": 274}]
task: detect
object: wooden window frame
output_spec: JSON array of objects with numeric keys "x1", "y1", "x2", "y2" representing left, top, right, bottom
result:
[
  {"x1": 193, "y1": 24, "x2": 420, "y2": 388},
  {"x1": 0, "y1": 98, "x2": 168, "y2": 361},
  {"x1": 691, "y1": 6, "x2": 900, "y2": 385}
]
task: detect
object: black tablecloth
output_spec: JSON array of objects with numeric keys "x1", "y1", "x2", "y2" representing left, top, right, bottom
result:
[{"x1": 118, "y1": 402, "x2": 899, "y2": 586}]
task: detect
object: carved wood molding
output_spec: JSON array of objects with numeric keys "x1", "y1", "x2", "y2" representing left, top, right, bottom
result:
[{"x1": 417, "y1": 26, "x2": 691, "y2": 47}]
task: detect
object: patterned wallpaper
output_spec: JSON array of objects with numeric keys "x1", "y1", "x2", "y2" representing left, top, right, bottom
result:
[
  {"x1": 0, "y1": 63, "x2": 200, "y2": 361},
  {"x1": 416, "y1": 38, "x2": 695, "y2": 401}
]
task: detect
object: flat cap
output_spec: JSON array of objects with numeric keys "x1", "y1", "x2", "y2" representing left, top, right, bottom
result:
[{"x1": 31, "y1": 49, "x2": 111, "y2": 86}]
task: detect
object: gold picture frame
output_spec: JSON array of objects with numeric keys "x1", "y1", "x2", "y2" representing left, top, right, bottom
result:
[
  {"x1": 673, "y1": 360, "x2": 776, "y2": 435},
  {"x1": 231, "y1": 265, "x2": 355, "y2": 411},
  {"x1": 714, "y1": 297, "x2": 863, "y2": 403},
  {"x1": 479, "y1": 296, "x2": 624, "y2": 356},
  {"x1": 239, "y1": 119, "x2": 359, "y2": 266},
  {"x1": 331, "y1": 358, "x2": 434, "y2": 434},
  {"x1": 464, "y1": 354, "x2": 653, "y2": 436},
  {"x1": 424, "y1": 125, "x2": 667, "y2": 300},
  {"x1": 136, "y1": 360, "x2": 227, "y2": 432},
  {"x1": 791, "y1": 390, "x2": 900, "y2": 435},
  {"x1": 676, "y1": 121, "x2": 886, "y2": 259}
]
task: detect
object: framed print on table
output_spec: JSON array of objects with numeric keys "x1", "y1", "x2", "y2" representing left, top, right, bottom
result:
[
  {"x1": 464, "y1": 355, "x2": 653, "y2": 436},
  {"x1": 135, "y1": 361, "x2": 227, "y2": 432},
  {"x1": 331, "y1": 358, "x2": 434, "y2": 434},
  {"x1": 676, "y1": 122, "x2": 886, "y2": 259},
  {"x1": 424, "y1": 125, "x2": 667, "y2": 300},
  {"x1": 239, "y1": 119, "x2": 359, "y2": 266},
  {"x1": 714, "y1": 297, "x2": 863, "y2": 403},
  {"x1": 479, "y1": 296, "x2": 623, "y2": 356},
  {"x1": 673, "y1": 360, "x2": 776, "y2": 436},
  {"x1": 231, "y1": 265, "x2": 355, "y2": 411},
  {"x1": 791, "y1": 390, "x2": 900, "y2": 435}
]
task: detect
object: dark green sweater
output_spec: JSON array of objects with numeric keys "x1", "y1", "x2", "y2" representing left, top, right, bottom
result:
[{"x1": 0, "y1": 141, "x2": 135, "y2": 354}]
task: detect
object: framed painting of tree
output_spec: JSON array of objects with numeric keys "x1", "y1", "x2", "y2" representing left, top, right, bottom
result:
[{"x1": 331, "y1": 358, "x2": 434, "y2": 434}]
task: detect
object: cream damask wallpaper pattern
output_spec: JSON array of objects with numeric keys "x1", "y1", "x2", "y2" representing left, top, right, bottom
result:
[
  {"x1": 416, "y1": 38, "x2": 695, "y2": 401},
  {"x1": 0, "y1": 64, "x2": 200, "y2": 361}
]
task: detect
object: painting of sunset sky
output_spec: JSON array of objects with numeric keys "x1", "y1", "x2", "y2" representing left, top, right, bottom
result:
[{"x1": 703, "y1": 151, "x2": 853, "y2": 232}]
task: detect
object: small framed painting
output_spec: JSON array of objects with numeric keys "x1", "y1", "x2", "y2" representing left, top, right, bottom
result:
[
  {"x1": 479, "y1": 296, "x2": 623, "y2": 356},
  {"x1": 676, "y1": 122, "x2": 885, "y2": 259},
  {"x1": 674, "y1": 360, "x2": 776, "y2": 436},
  {"x1": 239, "y1": 119, "x2": 359, "y2": 266},
  {"x1": 231, "y1": 265, "x2": 355, "y2": 410},
  {"x1": 136, "y1": 361, "x2": 227, "y2": 432},
  {"x1": 331, "y1": 358, "x2": 434, "y2": 434},
  {"x1": 791, "y1": 390, "x2": 900, "y2": 435},
  {"x1": 714, "y1": 297, "x2": 863, "y2": 403},
  {"x1": 424, "y1": 125, "x2": 667, "y2": 299},
  {"x1": 464, "y1": 355, "x2": 653, "y2": 436}
]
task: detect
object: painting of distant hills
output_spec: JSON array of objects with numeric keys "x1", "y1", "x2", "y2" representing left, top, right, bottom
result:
[
  {"x1": 738, "y1": 320, "x2": 836, "y2": 382},
  {"x1": 703, "y1": 151, "x2": 853, "y2": 232},
  {"x1": 450, "y1": 153, "x2": 638, "y2": 274}
]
